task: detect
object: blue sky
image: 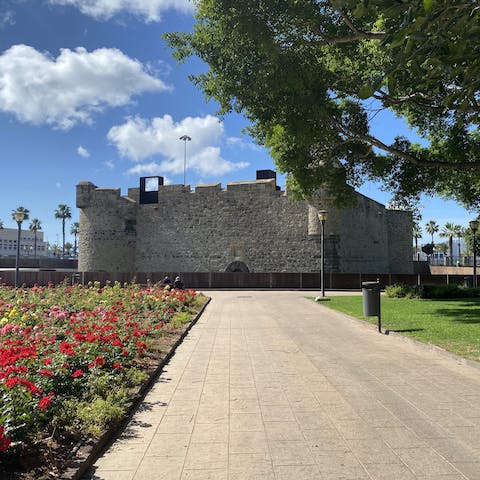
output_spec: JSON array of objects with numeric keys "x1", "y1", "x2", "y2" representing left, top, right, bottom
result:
[{"x1": 0, "y1": 0, "x2": 474, "y2": 248}]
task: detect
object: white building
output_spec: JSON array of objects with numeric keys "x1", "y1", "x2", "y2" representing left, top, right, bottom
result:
[{"x1": 0, "y1": 227, "x2": 48, "y2": 257}]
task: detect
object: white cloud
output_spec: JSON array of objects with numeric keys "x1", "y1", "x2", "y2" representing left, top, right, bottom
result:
[
  {"x1": 108, "y1": 114, "x2": 250, "y2": 178},
  {"x1": 0, "y1": 44, "x2": 169, "y2": 129},
  {"x1": 49, "y1": 0, "x2": 194, "y2": 22},
  {"x1": 103, "y1": 159, "x2": 115, "y2": 169},
  {"x1": 226, "y1": 136, "x2": 263, "y2": 152},
  {"x1": 56, "y1": 182, "x2": 62, "y2": 189},
  {"x1": 77, "y1": 145, "x2": 90, "y2": 158},
  {"x1": 0, "y1": 9, "x2": 15, "y2": 29}
]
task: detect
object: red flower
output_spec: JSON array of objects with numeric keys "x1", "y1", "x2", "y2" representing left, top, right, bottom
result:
[
  {"x1": 88, "y1": 356, "x2": 106, "y2": 368},
  {"x1": 113, "y1": 362, "x2": 123, "y2": 370},
  {"x1": 38, "y1": 394, "x2": 53, "y2": 411},
  {"x1": 0, "y1": 426, "x2": 11, "y2": 452},
  {"x1": 39, "y1": 369, "x2": 54, "y2": 377},
  {"x1": 72, "y1": 369, "x2": 84, "y2": 378},
  {"x1": 43, "y1": 358, "x2": 52, "y2": 365},
  {"x1": 59, "y1": 342, "x2": 76, "y2": 356}
]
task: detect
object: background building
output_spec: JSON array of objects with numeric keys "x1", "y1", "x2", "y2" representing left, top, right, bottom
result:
[{"x1": 0, "y1": 228, "x2": 48, "y2": 258}]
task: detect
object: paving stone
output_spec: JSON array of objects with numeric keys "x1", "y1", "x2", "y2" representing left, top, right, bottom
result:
[
  {"x1": 144, "y1": 433, "x2": 190, "y2": 457},
  {"x1": 183, "y1": 442, "x2": 228, "y2": 470},
  {"x1": 132, "y1": 456, "x2": 184, "y2": 480}
]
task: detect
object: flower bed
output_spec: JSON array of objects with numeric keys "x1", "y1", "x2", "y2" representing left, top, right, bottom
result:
[{"x1": 0, "y1": 281, "x2": 205, "y2": 479}]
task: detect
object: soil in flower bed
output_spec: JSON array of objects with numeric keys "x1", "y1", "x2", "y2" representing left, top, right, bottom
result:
[{"x1": 0, "y1": 321, "x2": 201, "y2": 480}]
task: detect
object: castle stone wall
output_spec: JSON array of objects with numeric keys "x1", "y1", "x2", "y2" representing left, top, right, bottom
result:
[
  {"x1": 77, "y1": 182, "x2": 137, "y2": 272},
  {"x1": 135, "y1": 179, "x2": 319, "y2": 273},
  {"x1": 76, "y1": 176, "x2": 413, "y2": 274}
]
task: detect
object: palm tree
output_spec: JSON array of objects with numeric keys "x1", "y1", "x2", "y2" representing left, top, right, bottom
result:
[
  {"x1": 54, "y1": 204, "x2": 72, "y2": 257},
  {"x1": 64, "y1": 242, "x2": 73, "y2": 256},
  {"x1": 453, "y1": 225, "x2": 464, "y2": 264},
  {"x1": 70, "y1": 222, "x2": 80, "y2": 257},
  {"x1": 29, "y1": 218, "x2": 42, "y2": 258},
  {"x1": 439, "y1": 222, "x2": 457, "y2": 265},
  {"x1": 11, "y1": 206, "x2": 30, "y2": 222},
  {"x1": 425, "y1": 220, "x2": 439, "y2": 245},
  {"x1": 413, "y1": 222, "x2": 422, "y2": 260},
  {"x1": 0, "y1": 219, "x2": 3, "y2": 230},
  {"x1": 50, "y1": 244, "x2": 61, "y2": 257}
]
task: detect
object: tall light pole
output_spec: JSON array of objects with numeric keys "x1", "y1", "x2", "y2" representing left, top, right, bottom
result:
[
  {"x1": 13, "y1": 211, "x2": 25, "y2": 288},
  {"x1": 470, "y1": 220, "x2": 478, "y2": 287},
  {"x1": 179, "y1": 135, "x2": 191, "y2": 186},
  {"x1": 317, "y1": 210, "x2": 328, "y2": 298}
]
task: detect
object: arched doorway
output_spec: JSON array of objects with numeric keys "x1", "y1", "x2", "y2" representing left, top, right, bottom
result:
[{"x1": 226, "y1": 261, "x2": 250, "y2": 273}]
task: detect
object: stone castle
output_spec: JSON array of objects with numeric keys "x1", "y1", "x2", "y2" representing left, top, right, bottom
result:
[{"x1": 76, "y1": 171, "x2": 413, "y2": 274}]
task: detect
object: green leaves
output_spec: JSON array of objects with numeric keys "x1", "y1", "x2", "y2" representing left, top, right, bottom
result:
[
  {"x1": 359, "y1": 84, "x2": 374, "y2": 99},
  {"x1": 166, "y1": 0, "x2": 480, "y2": 207}
]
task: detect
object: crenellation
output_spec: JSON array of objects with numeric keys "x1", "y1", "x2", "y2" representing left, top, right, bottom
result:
[{"x1": 195, "y1": 183, "x2": 222, "y2": 193}]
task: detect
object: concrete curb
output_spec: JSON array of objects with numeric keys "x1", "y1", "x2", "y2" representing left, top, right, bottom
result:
[{"x1": 60, "y1": 296, "x2": 212, "y2": 480}]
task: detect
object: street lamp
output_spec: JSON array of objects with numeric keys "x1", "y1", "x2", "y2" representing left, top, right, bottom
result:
[
  {"x1": 13, "y1": 210, "x2": 25, "y2": 288},
  {"x1": 179, "y1": 135, "x2": 191, "y2": 186},
  {"x1": 317, "y1": 210, "x2": 328, "y2": 299},
  {"x1": 470, "y1": 220, "x2": 478, "y2": 287}
]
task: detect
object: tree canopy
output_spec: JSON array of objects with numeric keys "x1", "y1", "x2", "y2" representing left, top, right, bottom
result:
[{"x1": 166, "y1": 0, "x2": 480, "y2": 208}]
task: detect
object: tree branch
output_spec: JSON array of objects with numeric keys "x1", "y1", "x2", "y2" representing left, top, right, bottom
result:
[
  {"x1": 373, "y1": 91, "x2": 479, "y2": 114},
  {"x1": 310, "y1": 31, "x2": 385, "y2": 46},
  {"x1": 337, "y1": 124, "x2": 480, "y2": 170}
]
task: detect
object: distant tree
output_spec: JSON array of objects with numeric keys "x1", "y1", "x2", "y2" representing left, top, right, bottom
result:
[
  {"x1": 64, "y1": 242, "x2": 73, "y2": 256},
  {"x1": 0, "y1": 219, "x2": 3, "y2": 230},
  {"x1": 453, "y1": 225, "x2": 465, "y2": 261},
  {"x1": 421, "y1": 243, "x2": 434, "y2": 256},
  {"x1": 54, "y1": 204, "x2": 72, "y2": 257},
  {"x1": 70, "y1": 222, "x2": 80, "y2": 257},
  {"x1": 436, "y1": 242, "x2": 449, "y2": 255},
  {"x1": 413, "y1": 222, "x2": 422, "y2": 260},
  {"x1": 29, "y1": 218, "x2": 42, "y2": 258},
  {"x1": 50, "y1": 244, "x2": 61, "y2": 257},
  {"x1": 425, "y1": 220, "x2": 439, "y2": 245},
  {"x1": 439, "y1": 223, "x2": 457, "y2": 265},
  {"x1": 11, "y1": 207, "x2": 30, "y2": 222}
]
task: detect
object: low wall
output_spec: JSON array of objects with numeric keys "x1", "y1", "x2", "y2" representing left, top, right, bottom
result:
[
  {"x1": 0, "y1": 258, "x2": 78, "y2": 269},
  {"x1": 0, "y1": 270, "x2": 475, "y2": 289}
]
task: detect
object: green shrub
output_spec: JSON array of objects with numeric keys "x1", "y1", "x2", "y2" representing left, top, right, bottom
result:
[
  {"x1": 385, "y1": 284, "x2": 417, "y2": 298},
  {"x1": 416, "y1": 284, "x2": 480, "y2": 299},
  {"x1": 60, "y1": 390, "x2": 129, "y2": 438}
]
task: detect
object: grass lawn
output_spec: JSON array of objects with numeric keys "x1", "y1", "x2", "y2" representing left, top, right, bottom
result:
[{"x1": 321, "y1": 296, "x2": 480, "y2": 362}]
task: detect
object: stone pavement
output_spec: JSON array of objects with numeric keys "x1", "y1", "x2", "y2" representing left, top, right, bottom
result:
[{"x1": 85, "y1": 291, "x2": 480, "y2": 480}]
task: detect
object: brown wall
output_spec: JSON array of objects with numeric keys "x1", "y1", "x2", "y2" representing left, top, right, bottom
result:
[{"x1": 0, "y1": 270, "x2": 473, "y2": 289}]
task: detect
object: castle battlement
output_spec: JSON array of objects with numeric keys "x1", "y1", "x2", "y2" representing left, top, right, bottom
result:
[{"x1": 77, "y1": 176, "x2": 282, "y2": 210}]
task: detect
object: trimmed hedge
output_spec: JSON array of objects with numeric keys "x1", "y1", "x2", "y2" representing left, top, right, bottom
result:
[{"x1": 385, "y1": 283, "x2": 480, "y2": 299}]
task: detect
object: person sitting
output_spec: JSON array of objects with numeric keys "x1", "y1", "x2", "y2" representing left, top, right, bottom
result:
[
  {"x1": 162, "y1": 276, "x2": 172, "y2": 288},
  {"x1": 173, "y1": 276, "x2": 184, "y2": 289}
]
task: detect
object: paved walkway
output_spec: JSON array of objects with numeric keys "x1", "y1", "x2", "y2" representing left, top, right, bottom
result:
[{"x1": 86, "y1": 291, "x2": 480, "y2": 480}]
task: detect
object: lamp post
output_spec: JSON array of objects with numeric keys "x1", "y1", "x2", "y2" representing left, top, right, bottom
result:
[
  {"x1": 317, "y1": 210, "x2": 328, "y2": 298},
  {"x1": 13, "y1": 211, "x2": 25, "y2": 288},
  {"x1": 470, "y1": 220, "x2": 478, "y2": 287},
  {"x1": 179, "y1": 135, "x2": 191, "y2": 186}
]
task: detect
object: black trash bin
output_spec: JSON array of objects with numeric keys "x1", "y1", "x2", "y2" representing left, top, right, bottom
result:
[
  {"x1": 362, "y1": 281, "x2": 380, "y2": 316},
  {"x1": 362, "y1": 281, "x2": 382, "y2": 333}
]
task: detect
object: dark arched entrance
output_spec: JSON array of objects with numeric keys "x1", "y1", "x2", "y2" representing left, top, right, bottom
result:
[{"x1": 225, "y1": 261, "x2": 250, "y2": 273}]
